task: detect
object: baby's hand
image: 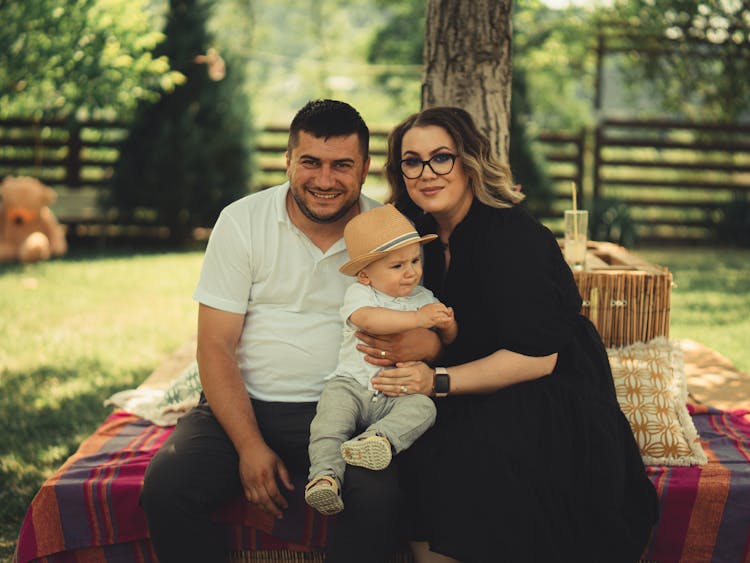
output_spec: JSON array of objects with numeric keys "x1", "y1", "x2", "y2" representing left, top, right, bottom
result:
[
  {"x1": 416, "y1": 302, "x2": 452, "y2": 329},
  {"x1": 434, "y1": 306, "x2": 455, "y2": 331}
]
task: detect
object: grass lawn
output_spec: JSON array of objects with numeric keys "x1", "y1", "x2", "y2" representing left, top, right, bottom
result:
[
  {"x1": 0, "y1": 248, "x2": 204, "y2": 559},
  {"x1": 0, "y1": 245, "x2": 748, "y2": 559},
  {"x1": 638, "y1": 246, "x2": 750, "y2": 374}
]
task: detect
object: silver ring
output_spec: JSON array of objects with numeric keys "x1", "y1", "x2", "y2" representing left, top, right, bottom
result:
[
  {"x1": 380, "y1": 350, "x2": 387, "y2": 358},
  {"x1": 400, "y1": 385, "x2": 408, "y2": 394}
]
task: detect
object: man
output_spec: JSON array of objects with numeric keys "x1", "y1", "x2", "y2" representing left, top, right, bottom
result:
[{"x1": 141, "y1": 99, "x2": 441, "y2": 562}]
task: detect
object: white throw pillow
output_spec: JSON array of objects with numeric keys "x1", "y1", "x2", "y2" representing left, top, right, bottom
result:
[{"x1": 608, "y1": 337, "x2": 707, "y2": 466}]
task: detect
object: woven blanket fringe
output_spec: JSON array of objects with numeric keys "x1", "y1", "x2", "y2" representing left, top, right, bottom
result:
[
  {"x1": 227, "y1": 550, "x2": 659, "y2": 562},
  {"x1": 227, "y1": 550, "x2": 416, "y2": 562},
  {"x1": 228, "y1": 551, "x2": 323, "y2": 562}
]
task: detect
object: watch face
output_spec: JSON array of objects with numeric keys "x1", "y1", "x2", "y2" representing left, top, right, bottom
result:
[{"x1": 434, "y1": 372, "x2": 450, "y2": 395}]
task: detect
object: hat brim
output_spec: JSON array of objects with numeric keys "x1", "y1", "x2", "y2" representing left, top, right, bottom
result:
[{"x1": 339, "y1": 234, "x2": 438, "y2": 276}]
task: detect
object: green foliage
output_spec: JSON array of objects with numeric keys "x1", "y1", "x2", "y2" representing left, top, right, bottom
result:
[
  {"x1": 512, "y1": 0, "x2": 597, "y2": 131},
  {"x1": 366, "y1": 0, "x2": 424, "y2": 112},
  {"x1": 109, "y1": 0, "x2": 252, "y2": 245},
  {"x1": 0, "y1": 0, "x2": 184, "y2": 120},
  {"x1": 208, "y1": 0, "x2": 254, "y2": 60},
  {"x1": 244, "y1": 0, "x2": 405, "y2": 125},
  {"x1": 716, "y1": 191, "x2": 750, "y2": 247},
  {"x1": 590, "y1": 197, "x2": 638, "y2": 248},
  {"x1": 601, "y1": 0, "x2": 750, "y2": 121},
  {"x1": 510, "y1": 68, "x2": 555, "y2": 215},
  {"x1": 368, "y1": 0, "x2": 424, "y2": 64}
]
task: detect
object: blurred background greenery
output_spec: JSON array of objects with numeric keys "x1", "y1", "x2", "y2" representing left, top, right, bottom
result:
[
  {"x1": 5, "y1": 0, "x2": 749, "y2": 126},
  {"x1": 2, "y1": 0, "x2": 749, "y2": 247}
]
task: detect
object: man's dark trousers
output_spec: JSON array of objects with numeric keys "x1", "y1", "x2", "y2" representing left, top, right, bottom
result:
[{"x1": 141, "y1": 398, "x2": 400, "y2": 563}]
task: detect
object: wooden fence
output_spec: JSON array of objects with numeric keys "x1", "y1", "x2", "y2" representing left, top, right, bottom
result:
[
  {"x1": 0, "y1": 118, "x2": 129, "y2": 238},
  {"x1": 533, "y1": 130, "x2": 586, "y2": 235},
  {"x1": 254, "y1": 126, "x2": 585, "y2": 235},
  {"x1": 594, "y1": 118, "x2": 750, "y2": 243},
  {"x1": 2, "y1": 117, "x2": 748, "y2": 244}
]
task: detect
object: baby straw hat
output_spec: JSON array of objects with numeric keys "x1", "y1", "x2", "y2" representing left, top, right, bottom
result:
[{"x1": 340, "y1": 204, "x2": 437, "y2": 276}]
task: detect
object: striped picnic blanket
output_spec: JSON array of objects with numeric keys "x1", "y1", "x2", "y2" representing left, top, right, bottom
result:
[
  {"x1": 642, "y1": 404, "x2": 750, "y2": 563},
  {"x1": 13, "y1": 412, "x2": 329, "y2": 563},
  {"x1": 14, "y1": 406, "x2": 750, "y2": 563}
]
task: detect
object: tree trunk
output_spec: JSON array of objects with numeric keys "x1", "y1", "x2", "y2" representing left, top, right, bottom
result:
[{"x1": 422, "y1": 0, "x2": 513, "y2": 163}]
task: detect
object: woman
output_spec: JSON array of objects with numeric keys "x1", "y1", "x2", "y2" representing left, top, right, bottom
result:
[{"x1": 366, "y1": 107, "x2": 658, "y2": 563}]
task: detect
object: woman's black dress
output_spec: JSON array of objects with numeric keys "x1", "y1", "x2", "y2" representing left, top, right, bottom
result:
[{"x1": 398, "y1": 199, "x2": 658, "y2": 563}]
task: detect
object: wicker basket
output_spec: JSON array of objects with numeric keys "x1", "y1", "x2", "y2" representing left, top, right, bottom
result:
[{"x1": 565, "y1": 242, "x2": 672, "y2": 348}]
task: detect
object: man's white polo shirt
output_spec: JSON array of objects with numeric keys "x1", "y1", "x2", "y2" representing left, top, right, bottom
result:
[{"x1": 193, "y1": 182, "x2": 380, "y2": 402}]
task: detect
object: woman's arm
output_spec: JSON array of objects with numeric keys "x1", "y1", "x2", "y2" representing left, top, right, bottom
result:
[
  {"x1": 370, "y1": 349, "x2": 557, "y2": 397},
  {"x1": 443, "y1": 349, "x2": 557, "y2": 394}
]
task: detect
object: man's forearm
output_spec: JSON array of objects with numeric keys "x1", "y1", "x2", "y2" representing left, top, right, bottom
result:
[
  {"x1": 395, "y1": 327, "x2": 443, "y2": 364},
  {"x1": 420, "y1": 328, "x2": 444, "y2": 363}
]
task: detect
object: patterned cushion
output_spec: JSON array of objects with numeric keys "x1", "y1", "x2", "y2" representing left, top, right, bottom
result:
[
  {"x1": 156, "y1": 360, "x2": 202, "y2": 412},
  {"x1": 105, "y1": 361, "x2": 202, "y2": 426},
  {"x1": 607, "y1": 337, "x2": 707, "y2": 466}
]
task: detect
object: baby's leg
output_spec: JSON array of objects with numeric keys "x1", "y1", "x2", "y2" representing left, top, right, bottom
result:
[
  {"x1": 366, "y1": 394, "x2": 436, "y2": 454},
  {"x1": 308, "y1": 378, "x2": 361, "y2": 483},
  {"x1": 341, "y1": 394, "x2": 436, "y2": 470}
]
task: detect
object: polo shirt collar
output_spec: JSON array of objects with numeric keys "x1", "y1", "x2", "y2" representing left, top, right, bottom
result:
[
  {"x1": 274, "y1": 181, "x2": 379, "y2": 256},
  {"x1": 274, "y1": 181, "x2": 292, "y2": 225},
  {"x1": 369, "y1": 284, "x2": 416, "y2": 303}
]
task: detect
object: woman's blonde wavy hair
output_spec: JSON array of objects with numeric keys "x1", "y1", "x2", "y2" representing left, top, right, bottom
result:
[{"x1": 385, "y1": 106, "x2": 523, "y2": 218}]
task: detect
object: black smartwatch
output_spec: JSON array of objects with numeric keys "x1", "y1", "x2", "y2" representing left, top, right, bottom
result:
[{"x1": 433, "y1": 367, "x2": 450, "y2": 398}]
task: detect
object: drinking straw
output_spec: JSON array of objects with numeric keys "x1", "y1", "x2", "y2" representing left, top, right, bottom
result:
[{"x1": 571, "y1": 181, "x2": 577, "y2": 213}]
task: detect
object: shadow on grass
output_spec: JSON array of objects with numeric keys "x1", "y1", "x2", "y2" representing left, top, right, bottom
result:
[
  {"x1": 62, "y1": 234, "x2": 208, "y2": 261},
  {"x1": 62, "y1": 245, "x2": 206, "y2": 264},
  {"x1": 0, "y1": 237, "x2": 206, "y2": 273},
  {"x1": 0, "y1": 360, "x2": 150, "y2": 557}
]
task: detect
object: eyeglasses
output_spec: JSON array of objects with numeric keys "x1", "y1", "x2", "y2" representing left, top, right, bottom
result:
[{"x1": 400, "y1": 153, "x2": 458, "y2": 179}]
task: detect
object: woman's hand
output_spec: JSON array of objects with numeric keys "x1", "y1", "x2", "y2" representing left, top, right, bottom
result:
[
  {"x1": 356, "y1": 328, "x2": 442, "y2": 367},
  {"x1": 371, "y1": 361, "x2": 435, "y2": 397}
]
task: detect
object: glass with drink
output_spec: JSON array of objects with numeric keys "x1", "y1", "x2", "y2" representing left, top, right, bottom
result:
[{"x1": 564, "y1": 210, "x2": 588, "y2": 272}]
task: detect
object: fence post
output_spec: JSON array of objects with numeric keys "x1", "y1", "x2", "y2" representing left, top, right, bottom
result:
[
  {"x1": 594, "y1": 34, "x2": 604, "y2": 112},
  {"x1": 575, "y1": 127, "x2": 585, "y2": 203},
  {"x1": 592, "y1": 121, "x2": 602, "y2": 201},
  {"x1": 65, "y1": 124, "x2": 82, "y2": 188}
]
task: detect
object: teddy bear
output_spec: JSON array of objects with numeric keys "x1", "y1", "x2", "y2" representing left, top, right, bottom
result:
[{"x1": 0, "y1": 175, "x2": 68, "y2": 263}]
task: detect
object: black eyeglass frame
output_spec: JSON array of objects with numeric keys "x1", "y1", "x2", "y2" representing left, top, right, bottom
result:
[{"x1": 399, "y1": 154, "x2": 458, "y2": 179}]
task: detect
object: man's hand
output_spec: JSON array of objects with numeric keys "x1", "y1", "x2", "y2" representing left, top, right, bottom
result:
[
  {"x1": 356, "y1": 327, "x2": 442, "y2": 366},
  {"x1": 238, "y1": 443, "x2": 294, "y2": 519}
]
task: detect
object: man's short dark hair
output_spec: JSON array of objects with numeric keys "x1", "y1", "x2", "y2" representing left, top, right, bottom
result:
[{"x1": 288, "y1": 99, "x2": 369, "y2": 159}]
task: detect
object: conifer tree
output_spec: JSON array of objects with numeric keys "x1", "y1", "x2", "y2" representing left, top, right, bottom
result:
[{"x1": 110, "y1": 0, "x2": 251, "y2": 244}]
